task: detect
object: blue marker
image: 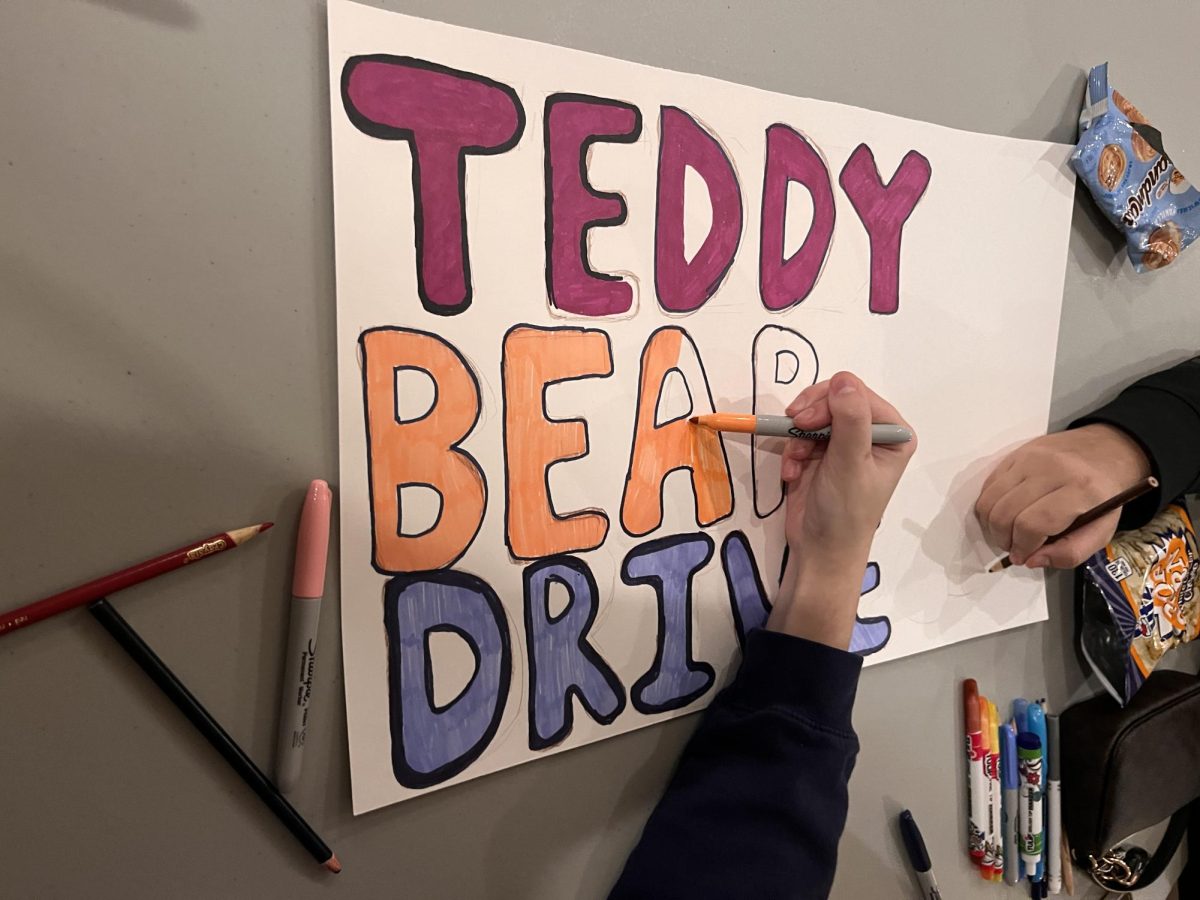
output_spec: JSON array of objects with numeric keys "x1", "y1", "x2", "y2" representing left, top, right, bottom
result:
[
  {"x1": 1028, "y1": 704, "x2": 1048, "y2": 884},
  {"x1": 1000, "y1": 723, "x2": 1020, "y2": 885},
  {"x1": 1013, "y1": 698, "x2": 1030, "y2": 734}
]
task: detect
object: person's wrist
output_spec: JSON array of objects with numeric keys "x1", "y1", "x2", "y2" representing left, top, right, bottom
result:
[
  {"x1": 769, "y1": 543, "x2": 870, "y2": 649},
  {"x1": 1079, "y1": 423, "x2": 1152, "y2": 486},
  {"x1": 786, "y1": 536, "x2": 872, "y2": 581}
]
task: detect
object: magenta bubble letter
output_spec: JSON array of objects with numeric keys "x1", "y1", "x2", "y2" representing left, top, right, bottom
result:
[
  {"x1": 839, "y1": 144, "x2": 932, "y2": 315},
  {"x1": 544, "y1": 94, "x2": 642, "y2": 317},
  {"x1": 341, "y1": 56, "x2": 525, "y2": 316},
  {"x1": 654, "y1": 107, "x2": 743, "y2": 313},
  {"x1": 758, "y1": 124, "x2": 836, "y2": 312}
]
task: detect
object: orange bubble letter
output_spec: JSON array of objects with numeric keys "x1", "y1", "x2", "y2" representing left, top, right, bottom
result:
[
  {"x1": 621, "y1": 326, "x2": 733, "y2": 537},
  {"x1": 361, "y1": 327, "x2": 486, "y2": 573},
  {"x1": 503, "y1": 325, "x2": 613, "y2": 558}
]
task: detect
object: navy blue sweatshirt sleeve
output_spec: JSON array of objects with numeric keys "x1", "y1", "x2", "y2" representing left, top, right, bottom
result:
[
  {"x1": 609, "y1": 629, "x2": 863, "y2": 900},
  {"x1": 1071, "y1": 356, "x2": 1200, "y2": 528}
]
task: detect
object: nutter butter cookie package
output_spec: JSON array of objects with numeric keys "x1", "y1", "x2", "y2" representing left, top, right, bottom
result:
[
  {"x1": 1071, "y1": 63, "x2": 1200, "y2": 272},
  {"x1": 1079, "y1": 503, "x2": 1200, "y2": 705}
]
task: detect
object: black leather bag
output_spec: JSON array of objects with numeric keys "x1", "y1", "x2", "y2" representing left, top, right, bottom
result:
[{"x1": 1060, "y1": 669, "x2": 1200, "y2": 890}]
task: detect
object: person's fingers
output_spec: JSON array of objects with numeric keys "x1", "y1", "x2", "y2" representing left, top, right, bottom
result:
[
  {"x1": 785, "y1": 381, "x2": 831, "y2": 418},
  {"x1": 826, "y1": 372, "x2": 872, "y2": 461},
  {"x1": 783, "y1": 437, "x2": 820, "y2": 462},
  {"x1": 850, "y1": 380, "x2": 917, "y2": 464},
  {"x1": 856, "y1": 382, "x2": 907, "y2": 429},
  {"x1": 980, "y1": 477, "x2": 1058, "y2": 552},
  {"x1": 782, "y1": 438, "x2": 826, "y2": 481},
  {"x1": 792, "y1": 396, "x2": 831, "y2": 429},
  {"x1": 1024, "y1": 511, "x2": 1121, "y2": 569},
  {"x1": 979, "y1": 453, "x2": 1019, "y2": 500},
  {"x1": 976, "y1": 458, "x2": 1023, "y2": 527},
  {"x1": 1009, "y1": 486, "x2": 1090, "y2": 563}
]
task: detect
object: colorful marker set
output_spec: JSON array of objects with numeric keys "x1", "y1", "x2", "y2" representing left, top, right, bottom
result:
[{"x1": 962, "y1": 680, "x2": 1064, "y2": 896}]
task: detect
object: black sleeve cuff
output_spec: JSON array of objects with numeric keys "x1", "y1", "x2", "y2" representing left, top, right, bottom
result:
[
  {"x1": 721, "y1": 629, "x2": 863, "y2": 734},
  {"x1": 1072, "y1": 385, "x2": 1200, "y2": 528}
]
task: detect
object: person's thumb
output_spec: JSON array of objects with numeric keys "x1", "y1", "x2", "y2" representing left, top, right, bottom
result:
[
  {"x1": 827, "y1": 372, "x2": 872, "y2": 462},
  {"x1": 1024, "y1": 513, "x2": 1119, "y2": 569}
]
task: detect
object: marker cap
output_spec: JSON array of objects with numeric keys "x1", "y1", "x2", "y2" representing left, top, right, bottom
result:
[
  {"x1": 1000, "y1": 724, "x2": 1018, "y2": 788},
  {"x1": 292, "y1": 479, "x2": 333, "y2": 598}
]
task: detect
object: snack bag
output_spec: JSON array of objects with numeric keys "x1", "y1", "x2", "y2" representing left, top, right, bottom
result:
[
  {"x1": 1079, "y1": 503, "x2": 1200, "y2": 705},
  {"x1": 1071, "y1": 63, "x2": 1200, "y2": 272}
]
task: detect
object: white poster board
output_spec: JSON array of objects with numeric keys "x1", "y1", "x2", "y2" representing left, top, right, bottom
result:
[{"x1": 329, "y1": 0, "x2": 1075, "y2": 813}]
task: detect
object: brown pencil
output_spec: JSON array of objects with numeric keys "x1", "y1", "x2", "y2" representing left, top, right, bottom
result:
[{"x1": 987, "y1": 475, "x2": 1158, "y2": 573}]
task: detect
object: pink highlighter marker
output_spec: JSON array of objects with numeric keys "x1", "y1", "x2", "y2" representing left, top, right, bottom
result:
[{"x1": 274, "y1": 479, "x2": 333, "y2": 794}]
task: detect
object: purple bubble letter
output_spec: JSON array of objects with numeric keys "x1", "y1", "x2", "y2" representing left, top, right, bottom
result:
[{"x1": 342, "y1": 56, "x2": 525, "y2": 316}]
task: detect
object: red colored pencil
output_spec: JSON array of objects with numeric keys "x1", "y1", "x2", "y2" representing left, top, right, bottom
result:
[{"x1": 0, "y1": 523, "x2": 273, "y2": 637}]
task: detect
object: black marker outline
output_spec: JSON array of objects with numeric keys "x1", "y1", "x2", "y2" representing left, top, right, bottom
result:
[
  {"x1": 523, "y1": 555, "x2": 626, "y2": 750},
  {"x1": 423, "y1": 622, "x2": 482, "y2": 713},
  {"x1": 653, "y1": 105, "x2": 744, "y2": 313},
  {"x1": 359, "y1": 326, "x2": 488, "y2": 575},
  {"x1": 837, "y1": 144, "x2": 932, "y2": 317},
  {"x1": 396, "y1": 482, "x2": 444, "y2": 539},
  {"x1": 543, "y1": 93, "x2": 643, "y2": 316},
  {"x1": 774, "y1": 350, "x2": 801, "y2": 385},
  {"x1": 622, "y1": 532, "x2": 716, "y2": 714},
  {"x1": 341, "y1": 55, "x2": 526, "y2": 316},
  {"x1": 384, "y1": 570, "x2": 512, "y2": 789},
  {"x1": 849, "y1": 562, "x2": 892, "y2": 657},
  {"x1": 751, "y1": 325, "x2": 818, "y2": 519},
  {"x1": 720, "y1": 531, "x2": 773, "y2": 650},
  {"x1": 500, "y1": 323, "x2": 614, "y2": 560},
  {"x1": 653, "y1": 366, "x2": 694, "y2": 427},
  {"x1": 757, "y1": 123, "x2": 836, "y2": 312},
  {"x1": 392, "y1": 364, "x2": 438, "y2": 425},
  {"x1": 620, "y1": 325, "x2": 734, "y2": 538}
]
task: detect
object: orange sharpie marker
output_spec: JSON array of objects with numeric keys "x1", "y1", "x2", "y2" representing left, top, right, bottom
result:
[{"x1": 691, "y1": 413, "x2": 912, "y2": 443}]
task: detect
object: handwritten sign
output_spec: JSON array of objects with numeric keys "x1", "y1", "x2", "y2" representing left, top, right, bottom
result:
[{"x1": 329, "y1": 0, "x2": 1075, "y2": 813}]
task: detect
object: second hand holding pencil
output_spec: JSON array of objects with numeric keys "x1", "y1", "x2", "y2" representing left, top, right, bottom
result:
[{"x1": 986, "y1": 476, "x2": 1158, "y2": 573}]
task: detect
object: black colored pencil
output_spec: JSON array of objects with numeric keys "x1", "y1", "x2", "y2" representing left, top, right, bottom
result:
[
  {"x1": 987, "y1": 475, "x2": 1159, "y2": 573},
  {"x1": 88, "y1": 598, "x2": 341, "y2": 874}
]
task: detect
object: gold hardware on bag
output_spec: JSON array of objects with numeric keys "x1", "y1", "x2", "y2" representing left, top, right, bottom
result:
[{"x1": 1089, "y1": 846, "x2": 1148, "y2": 889}]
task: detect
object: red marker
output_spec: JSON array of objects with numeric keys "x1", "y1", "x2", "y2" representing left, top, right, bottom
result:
[
  {"x1": 0, "y1": 523, "x2": 273, "y2": 637},
  {"x1": 963, "y1": 679, "x2": 987, "y2": 864}
]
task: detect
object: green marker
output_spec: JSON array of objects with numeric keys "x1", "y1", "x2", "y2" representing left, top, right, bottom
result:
[{"x1": 1017, "y1": 732, "x2": 1044, "y2": 872}]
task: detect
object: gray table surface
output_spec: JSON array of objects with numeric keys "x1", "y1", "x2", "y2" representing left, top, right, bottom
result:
[{"x1": 3, "y1": 1, "x2": 1198, "y2": 897}]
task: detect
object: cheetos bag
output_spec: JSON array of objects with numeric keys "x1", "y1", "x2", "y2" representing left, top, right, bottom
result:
[{"x1": 1077, "y1": 503, "x2": 1200, "y2": 705}]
